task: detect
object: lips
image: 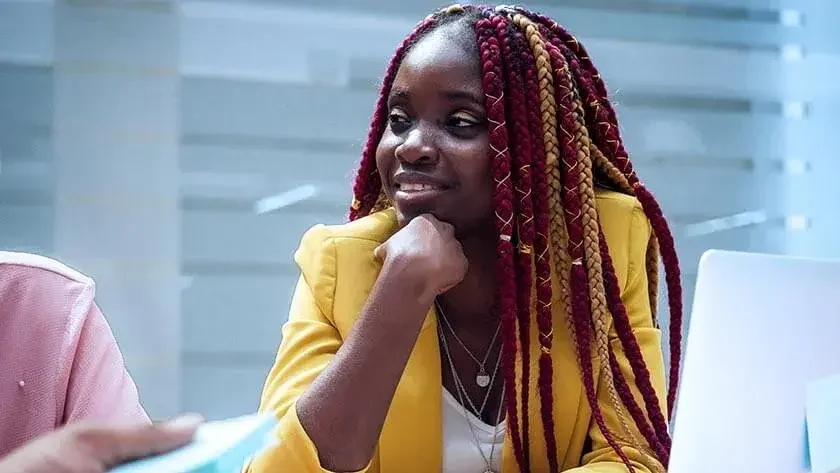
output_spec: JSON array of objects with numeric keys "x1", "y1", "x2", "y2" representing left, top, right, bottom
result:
[
  {"x1": 391, "y1": 171, "x2": 452, "y2": 207},
  {"x1": 392, "y1": 171, "x2": 451, "y2": 191},
  {"x1": 395, "y1": 182, "x2": 445, "y2": 192}
]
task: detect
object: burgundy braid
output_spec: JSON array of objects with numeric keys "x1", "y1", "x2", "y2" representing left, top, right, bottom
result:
[
  {"x1": 348, "y1": 16, "x2": 437, "y2": 221},
  {"x1": 570, "y1": 266, "x2": 636, "y2": 472},
  {"x1": 532, "y1": 15, "x2": 683, "y2": 417},
  {"x1": 513, "y1": 20, "x2": 561, "y2": 472},
  {"x1": 495, "y1": 16, "x2": 536, "y2": 471},
  {"x1": 599, "y1": 229, "x2": 672, "y2": 453},
  {"x1": 475, "y1": 15, "x2": 527, "y2": 471}
]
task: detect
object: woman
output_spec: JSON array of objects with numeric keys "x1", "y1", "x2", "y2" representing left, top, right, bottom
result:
[
  {"x1": 248, "y1": 4, "x2": 682, "y2": 473},
  {"x1": 0, "y1": 251, "x2": 149, "y2": 457}
]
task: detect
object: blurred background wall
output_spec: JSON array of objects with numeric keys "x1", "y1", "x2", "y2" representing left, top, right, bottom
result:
[{"x1": 1, "y1": 0, "x2": 838, "y2": 421}]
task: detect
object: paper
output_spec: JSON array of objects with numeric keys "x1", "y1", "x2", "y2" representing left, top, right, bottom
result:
[
  {"x1": 109, "y1": 413, "x2": 277, "y2": 473},
  {"x1": 806, "y1": 373, "x2": 840, "y2": 473}
]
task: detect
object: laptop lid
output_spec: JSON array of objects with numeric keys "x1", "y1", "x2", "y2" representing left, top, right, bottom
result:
[{"x1": 669, "y1": 250, "x2": 840, "y2": 473}]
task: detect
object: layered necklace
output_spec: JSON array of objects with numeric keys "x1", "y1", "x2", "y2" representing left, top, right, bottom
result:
[{"x1": 436, "y1": 300, "x2": 505, "y2": 473}]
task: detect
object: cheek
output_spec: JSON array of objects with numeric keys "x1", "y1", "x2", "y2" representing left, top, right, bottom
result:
[
  {"x1": 374, "y1": 132, "x2": 399, "y2": 187},
  {"x1": 459, "y1": 142, "x2": 492, "y2": 190}
]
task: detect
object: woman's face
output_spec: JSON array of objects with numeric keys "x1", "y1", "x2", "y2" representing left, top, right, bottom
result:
[{"x1": 375, "y1": 23, "x2": 494, "y2": 236}]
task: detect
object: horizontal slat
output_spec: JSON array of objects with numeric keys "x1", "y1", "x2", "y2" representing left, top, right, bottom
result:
[
  {"x1": 0, "y1": 0, "x2": 54, "y2": 65},
  {"x1": 179, "y1": 0, "x2": 802, "y2": 73},
  {"x1": 181, "y1": 207, "x2": 344, "y2": 264},
  {"x1": 181, "y1": 10, "x2": 793, "y2": 99},
  {"x1": 181, "y1": 273, "x2": 296, "y2": 354},
  {"x1": 0, "y1": 65, "x2": 53, "y2": 129},
  {"x1": 179, "y1": 142, "x2": 357, "y2": 201},
  {"x1": 181, "y1": 78, "x2": 791, "y2": 160},
  {"x1": 54, "y1": 74, "x2": 178, "y2": 135},
  {"x1": 181, "y1": 364, "x2": 269, "y2": 421},
  {"x1": 0, "y1": 204, "x2": 53, "y2": 253},
  {"x1": 55, "y1": 1, "x2": 178, "y2": 68},
  {"x1": 634, "y1": 165, "x2": 782, "y2": 216}
]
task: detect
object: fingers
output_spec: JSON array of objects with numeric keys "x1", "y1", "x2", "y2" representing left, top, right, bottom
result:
[
  {"x1": 373, "y1": 244, "x2": 385, "y2": 260},
  {"x1": 90, "y1": 414, "x2": 203, "y2": 467},
  {"x1": 418, "y1": 213, "x2": 454, "y2": 235}
]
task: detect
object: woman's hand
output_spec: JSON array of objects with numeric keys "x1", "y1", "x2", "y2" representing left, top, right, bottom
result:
[{"x1": 374, "y1": 213, "x2": 468, "y2": 304}]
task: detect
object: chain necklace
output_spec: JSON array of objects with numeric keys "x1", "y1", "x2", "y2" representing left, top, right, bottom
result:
[
  {"x1": 438, "y1": 321, "x2": 505, "y2": 473},
  {"x1": 435, "y1": 299, "x2": 502, "y2": 388}
]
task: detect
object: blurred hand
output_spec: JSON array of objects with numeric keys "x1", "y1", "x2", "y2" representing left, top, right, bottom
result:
[
  {"x1": 0, "y1": 414, "x2": 203, "y2": 473},
  {"x1": 374, "y1": 213, "x2": 468, "y2": 303}
]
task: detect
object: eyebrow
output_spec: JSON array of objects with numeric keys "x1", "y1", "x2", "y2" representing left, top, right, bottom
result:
[{"x1": 390, "y1": 87, "x2": 484, "y2": 107}]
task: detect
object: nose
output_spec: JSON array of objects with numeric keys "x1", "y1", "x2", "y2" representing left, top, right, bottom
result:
[{"x1": 395, "y1": 123, "x2": 439, "y2": 165}]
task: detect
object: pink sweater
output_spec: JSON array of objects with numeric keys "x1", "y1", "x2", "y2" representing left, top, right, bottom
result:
[{"x1": 0, "y1": 251, "x2": 149, "y2": 457}]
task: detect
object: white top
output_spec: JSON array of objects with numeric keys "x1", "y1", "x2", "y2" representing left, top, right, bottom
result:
[{"x1": 442, "y1": 389, "x2": 506, "y2": 473}]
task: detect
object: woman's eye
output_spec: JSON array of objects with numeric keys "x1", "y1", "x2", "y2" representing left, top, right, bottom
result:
[
  {"x1": 449, "y1": 113, "x2": 480, "y2": 128},
  {"x1": 389, "y1": 109, "x2": 410, "y2": 126}
]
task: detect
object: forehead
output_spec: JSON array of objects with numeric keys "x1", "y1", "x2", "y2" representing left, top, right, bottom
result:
[{"x1": 393, "y1": 24, "x2": 482, "y2": 94}]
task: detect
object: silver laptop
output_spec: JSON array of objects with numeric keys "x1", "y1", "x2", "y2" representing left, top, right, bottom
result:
[{"x1": 669, "y1": 250, "x2": 840, "y2": 473}]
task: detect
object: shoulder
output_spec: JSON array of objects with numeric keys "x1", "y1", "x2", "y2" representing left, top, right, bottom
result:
[
  {"x1": 0, "y1": 251, "x2": 94, "y2": 288},
  {"x1": 595, "y1": 189, "x2": 652, "y2": 285},
  {"x1": 0, "y1": 252, "x2": 95, "y2": 310},
  {"x1": 293, "y1": 209, "x2": 398, "y2": 310},
  {"x1": 295, "y1": 208, "x2": 397, "y2": 271},
  {"x1": 296, "y1": 207, "x2": 397, "y2": 257},
  {"x1": 0, "y1": 252, "x2": 96, "y2": 360},
  {"x1": 595, "y1": 189, "x2": 649, "y2": 238}
]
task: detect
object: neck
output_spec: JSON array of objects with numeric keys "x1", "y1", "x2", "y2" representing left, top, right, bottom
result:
[{"x1": 437, "y1": 233, "x2": 499, "y2": 331}]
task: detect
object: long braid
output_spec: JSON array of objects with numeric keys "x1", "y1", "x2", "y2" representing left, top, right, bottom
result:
[
  {"x1": 599, "y1": 228, "x2": 672, "y2": 456},
  {"x1": 510, "y1": 14, "x2": 562, "y2": 471},
  {"x1": 592, "y1": 144, "x2": 661, "y2": 325},
  {"x1": 497, "y1": 16, "x2": 535, "y2": 471},
  {"x1": 475, "y1": 14, "x2": 527, "y2": 470},
  {"x1": 534, "y1": 14, "x2": 683, "y2": 416},
  {"x1": 514, "y1": 21, "x2": 564, "y2": 470},
  {"x1": 586, "y1": 137, "x2": 670, "y2": 461},
  {"x1": 542, "y1": 27, "x2": 673, "y2": 456},
  {"x1": 544, "y1": 38, "x2": 641, "y2": 451},
  {"x1": 539, "y1": 35, "x2": 637, "y2": 473}
]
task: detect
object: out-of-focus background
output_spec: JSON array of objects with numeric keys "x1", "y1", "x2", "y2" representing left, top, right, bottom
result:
[{"x1": 1, "y1": 0, "x2": 838, "y2": 421}]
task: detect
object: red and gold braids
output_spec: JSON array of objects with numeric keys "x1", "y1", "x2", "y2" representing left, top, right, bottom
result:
[{"x1": 348, "y1": 5, "x2": 683, "y2": 472}]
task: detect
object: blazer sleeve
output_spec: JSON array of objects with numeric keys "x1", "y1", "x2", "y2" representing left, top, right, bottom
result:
[
  {"x1": 245, "y1": 225, "x2": 377, "y2": 473},
  {"x1": 570, "y1": 205, "x2": 669, "y2": 473}
]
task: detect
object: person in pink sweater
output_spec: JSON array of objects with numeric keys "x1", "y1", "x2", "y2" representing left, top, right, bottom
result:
[{"x1": 0, "y1": 251, "x2": 149, "y2": 457}]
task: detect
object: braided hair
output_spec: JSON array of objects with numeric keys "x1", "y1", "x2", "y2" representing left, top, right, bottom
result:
[{"x1": 348, "y1": 5, "x2": 683, "y2": 472}]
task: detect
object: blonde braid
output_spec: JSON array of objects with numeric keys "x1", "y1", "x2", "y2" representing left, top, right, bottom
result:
[
  {"x1": 590, "y1": 145, "x2": 660, "y2": 325},
  {"x1": 512, "y1": 14, "x2": 573, "y2": 343},
  {"x1": 591, "y1": 144, "x2": 634, "y2": 194},
  {"x1": 557, "y1": 59, "x2": 642, "y2": 449}
]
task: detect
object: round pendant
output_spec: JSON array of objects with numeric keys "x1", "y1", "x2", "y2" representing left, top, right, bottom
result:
[{"x1": 476, "y1": 371, "x2": 491, "y2": 388}]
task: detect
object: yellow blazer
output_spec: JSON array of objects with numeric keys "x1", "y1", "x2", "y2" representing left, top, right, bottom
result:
[{"x1": 247, "y1": 190, "x2": 667, "y2": 473}]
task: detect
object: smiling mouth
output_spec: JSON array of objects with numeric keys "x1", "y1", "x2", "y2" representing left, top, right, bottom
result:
[{"x1": 395, "y1": 183, "x2": 446, "y2": 192}]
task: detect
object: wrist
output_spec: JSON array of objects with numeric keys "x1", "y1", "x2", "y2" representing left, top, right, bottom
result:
[{"x1": 380, "y1": 252, "x2": 438, "y2": 307}]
